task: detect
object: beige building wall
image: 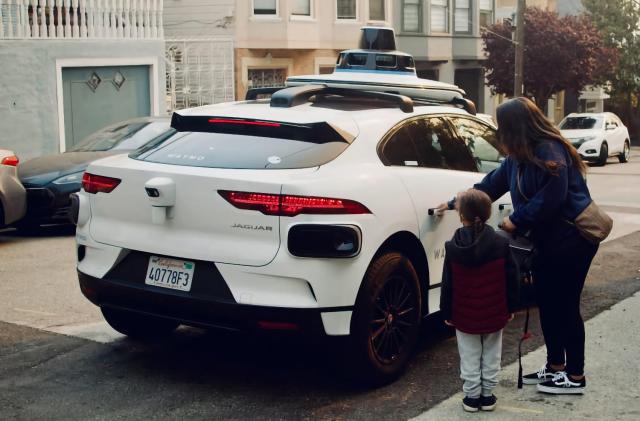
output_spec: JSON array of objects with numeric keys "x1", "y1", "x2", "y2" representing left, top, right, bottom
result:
[
  {"x1": 234, "y1": 0, "x2": 393, "y2": 99},
  {"x1": 497, "y1": 0, "x2": 555, "y2": 9}
]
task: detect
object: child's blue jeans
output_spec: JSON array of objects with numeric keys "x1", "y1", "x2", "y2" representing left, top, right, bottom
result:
[{"x1": 456, "y1": 329, "x2": 503, "y2": 398}]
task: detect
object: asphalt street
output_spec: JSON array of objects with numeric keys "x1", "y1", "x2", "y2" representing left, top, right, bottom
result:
[{"x1": 1, "y1": 149, "x2": 639, "y2": 420}]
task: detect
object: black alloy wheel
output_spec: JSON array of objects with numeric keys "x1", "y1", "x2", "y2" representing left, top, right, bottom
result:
[
  {"x1": 370, "y1": 275, "x2": 418, "y2": 365},
  {"x1": 347, "y1": 252, "x2": 422, "y2": 386}
]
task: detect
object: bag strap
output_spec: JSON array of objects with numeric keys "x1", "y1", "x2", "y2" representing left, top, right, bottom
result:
[{"x1": 516, "y1": 165, "x2": 530, "y2": 203}]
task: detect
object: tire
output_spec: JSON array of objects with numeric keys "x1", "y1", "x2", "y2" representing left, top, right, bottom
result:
[
  {"x1": 619, "y1": 141, "x2": 630, "y2": 163},
  {"x1": 101, "y1": 307, "x2": 179, "y2": 340},
  {"x1": 347, "y1": 252, "x2": 422, "y2": 386},
  {"x1": 596, "y1": 142, "x2": 608, "y2": 166}
]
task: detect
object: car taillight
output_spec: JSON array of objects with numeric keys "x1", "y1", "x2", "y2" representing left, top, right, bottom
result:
[
  {"x1": 82, "y1": 173, "x2": 121, "y2": 194},
  {"x1": 218, "y1": 191, "x2": 371, "y2": 217},
  {"x1": 1, "y1": 155, "x2": 19, "y2": 166}
]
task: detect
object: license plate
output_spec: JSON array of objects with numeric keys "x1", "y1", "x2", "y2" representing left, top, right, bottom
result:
[{"x1": 145, "y1": 256, "x2": 195, "y2": 292}]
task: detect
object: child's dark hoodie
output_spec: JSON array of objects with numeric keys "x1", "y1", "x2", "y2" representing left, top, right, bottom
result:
[{"x1": 440, "y1": 224, "x2": 520, "y2": 334}]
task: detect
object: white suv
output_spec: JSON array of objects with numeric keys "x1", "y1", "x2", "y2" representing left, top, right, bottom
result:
[
  {"x1": 559, "y1": 112, "x2": 631, "y2": 166},
  {"x1": 72, "y1": 43, "x2": 511, "y2": 384}
]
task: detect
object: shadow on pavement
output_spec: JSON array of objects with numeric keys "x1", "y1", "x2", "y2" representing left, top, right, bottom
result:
[{"x1": 0, "y1": 224, "x2": 75, "y2": 238}]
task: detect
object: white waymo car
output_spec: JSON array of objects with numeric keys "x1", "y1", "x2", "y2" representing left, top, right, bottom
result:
[
  {"x1": 559, "y1": 112, "x2": 631, "y2": 166},
  {"x1": 72, "y1": 28, "x2": 510, "y2": 384}
]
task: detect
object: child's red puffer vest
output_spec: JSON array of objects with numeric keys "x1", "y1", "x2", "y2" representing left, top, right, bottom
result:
[{"x1": 440, "y1": 225, "x2": 520, "y2": 335}]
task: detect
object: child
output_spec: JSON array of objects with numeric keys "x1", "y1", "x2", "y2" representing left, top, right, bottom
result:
[{"x1": 440, "y1": 189, "x2": 520, "y2": 412}]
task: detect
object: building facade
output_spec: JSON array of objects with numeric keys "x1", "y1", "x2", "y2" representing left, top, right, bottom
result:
[
  {"x1": 0, "y1": 0, "x2": 166, "y2": 160},
  {"x1": 392, "y1": 0, "x2": 498, "y2": 114},
  {"x1": 163, "y1": 0, "x2": 236, "y2": 111},
  {"x1": 234, "y1": 0, "x2": 393, "y2": 100}
]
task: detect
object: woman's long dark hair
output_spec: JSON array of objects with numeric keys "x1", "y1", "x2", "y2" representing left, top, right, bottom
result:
[{"x1": 496, "y1": 97, "x2": 587, "y2": 175}]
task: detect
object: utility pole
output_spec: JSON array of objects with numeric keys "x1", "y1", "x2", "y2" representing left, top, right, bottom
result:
[{"x1": 514, "y1": 0, "x2": 525, "y2": 97}]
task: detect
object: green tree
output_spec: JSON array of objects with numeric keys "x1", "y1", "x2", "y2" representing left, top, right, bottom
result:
[
  {"x1": 583, "y1": 0, "x2": 640, "y2": 139},
  {"x1": 481, "y1": 7, "x2": 617, "y2": 110}
]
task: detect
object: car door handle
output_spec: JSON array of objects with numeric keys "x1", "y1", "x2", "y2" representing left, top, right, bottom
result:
[{"x1": 428, "y1": 208, "x2": 451, "y2": 216}]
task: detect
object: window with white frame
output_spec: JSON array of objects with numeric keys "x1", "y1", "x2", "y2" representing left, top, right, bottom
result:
[
  {"x1": 292, "y1": 0, "x2": 312, "y2": 17},
  {"x1": 253, "y1": 0, "x2": 278, "y2": 16},
  {"x1": 454, "y1": 0, "x2": 470, "y2": 33},
  {"x1": 479, "y1": 0, "x2": 493, "y2": 29},
  {"x1": 369, "y1": 0, "x2": 386, "y2": 21},
  {"x1": 430, "y1": 0, "x2": 449, "y2": 33},
  {"x1": 403, "y1": 0, "x2": 422, "y2": 32},
  {"x1": 337, "y1": 0, "x2": 357, "y2": 20}
]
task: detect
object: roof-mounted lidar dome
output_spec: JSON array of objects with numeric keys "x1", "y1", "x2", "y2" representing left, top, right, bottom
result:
[
  {"x1": 336, "y1": 27, "x2": 416, "y2": 75},
  {"x1": 358, "y1": 26, "x2": 396, "y2": 51}
]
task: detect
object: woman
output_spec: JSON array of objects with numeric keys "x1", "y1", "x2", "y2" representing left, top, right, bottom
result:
[{"x1": 438, "y1": 97, "x2": 598, "y2": 395}]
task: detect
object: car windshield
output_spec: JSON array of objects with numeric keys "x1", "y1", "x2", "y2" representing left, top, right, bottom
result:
[
  {"x1": 560, "y1": 116, "x2": 603, "y2": 130},
  {"x1": 70, "y1": 121, "x2": 170, "y2": 152}
]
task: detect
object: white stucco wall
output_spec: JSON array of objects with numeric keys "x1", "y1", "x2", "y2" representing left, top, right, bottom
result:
[
  {"x1": 163, "y1": 0, "x2": 235, "y2": 38},
  {"x1": 0, "y1": 40, "x2": 166, "y2": 160}
]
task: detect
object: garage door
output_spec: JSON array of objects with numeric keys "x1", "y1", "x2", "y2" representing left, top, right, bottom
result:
[{"x1": 62, "y1": 66, "x2": 151, "y2": 150}]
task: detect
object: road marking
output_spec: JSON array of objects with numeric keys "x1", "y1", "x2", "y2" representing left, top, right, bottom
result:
[{"x1": 13, "y1": 308, "x2": 58, "y2": 316}]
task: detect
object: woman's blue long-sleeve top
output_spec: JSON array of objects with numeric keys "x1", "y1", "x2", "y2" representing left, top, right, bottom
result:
[{"x1": 473, "y1": 140, "x2": 592, "y2": 245}]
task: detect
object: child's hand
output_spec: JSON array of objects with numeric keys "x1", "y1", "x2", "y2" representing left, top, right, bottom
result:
[
  {"x1": 500, "y1": 217, "x2": 517, "y2": 233},
  {"x1": 444, "y1": 320, "x2": 454, "y2": 327},
  {"x1": 508, "y1": 313, "x2": 515, "y2": 322}
]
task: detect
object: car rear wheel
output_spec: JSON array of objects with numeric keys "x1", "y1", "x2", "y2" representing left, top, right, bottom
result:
[
  {"x1": 347, "y1": 252, "x2": 422, "y2": 386},
  {"x1": 619, "y1": 141, "x2": 630, "y2": 163},
  {"x1": 101, "y1": 307, "x2": 180, "y2": 340},
  {"x1": 596, "y1": 142, "x2": 608, "y2": 166}
]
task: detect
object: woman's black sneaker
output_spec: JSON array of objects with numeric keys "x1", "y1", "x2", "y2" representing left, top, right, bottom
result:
[
  {"x1": 537, "y1": 372, "x2": 586, "y2": 394},
  {"x1": 522, "y1": 363, "x2": 561, "y2": 385},
  {"x1": 480, "y1": 395, "x2": 497, "y2": 411},
  {"x1": 462, "y1": 396, "x2": 481, "y2": 412}
]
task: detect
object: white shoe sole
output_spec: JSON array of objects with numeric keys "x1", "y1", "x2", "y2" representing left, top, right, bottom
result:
[
  {"x1": 537, "y1": 384, "x2": 585, "y2": 394},
  {"x1": 481, "y1": 404, "x2": 497, "y2": 411},
  {"x1": 522, "y1": 377, "x2": 550, "y2": 385},
  {"x1": 462, "y1": 403, "x2": 479, "y2": 412}
]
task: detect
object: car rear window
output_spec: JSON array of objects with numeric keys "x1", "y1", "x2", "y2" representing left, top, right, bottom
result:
[
  {"x1": 560, "y1": 117, "x2": 602, "y2": 130},
  {"x1": 130, "y1": 115, "x2": 352, "y2": 169}
]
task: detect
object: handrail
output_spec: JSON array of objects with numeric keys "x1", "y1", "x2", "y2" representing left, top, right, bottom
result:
[{"x1": 0, "y1": 0, "x2": 164, "y2": 40}]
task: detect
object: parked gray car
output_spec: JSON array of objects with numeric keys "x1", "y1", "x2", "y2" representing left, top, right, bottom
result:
[{"x1": 0, "y1": 149, "x2": 26, "y2": 227}]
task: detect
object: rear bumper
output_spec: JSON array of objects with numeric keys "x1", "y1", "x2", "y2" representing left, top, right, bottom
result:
[
  {"x1": 0, "y1": 172, "x2": 26, "y2": 226},
  {"x1": 21, "y1": 183, "x2": 79, "y2": 225},
  {"x1": 78, "y1": 270, "x2": 350, "y2": 335}
]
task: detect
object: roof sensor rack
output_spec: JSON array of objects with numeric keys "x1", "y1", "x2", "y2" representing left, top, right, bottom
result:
[
  {"x1": 268, "y1": 85, "x2": 414, "y2": 113},
  {"x1": 245, "y1": 87, "x2": 284, "y2": 100}
]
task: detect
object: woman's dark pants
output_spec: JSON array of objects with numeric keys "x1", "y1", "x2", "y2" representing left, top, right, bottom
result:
[{"x1": 532, "y1": 232, "x2": 599, "y2": 376}]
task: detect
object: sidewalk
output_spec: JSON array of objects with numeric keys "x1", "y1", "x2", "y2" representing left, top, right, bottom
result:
[{"x1": 411, "y1": 292, "x2": 640, "y2": 421}]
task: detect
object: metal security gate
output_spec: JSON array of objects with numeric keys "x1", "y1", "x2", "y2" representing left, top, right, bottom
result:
[{"x1": 165, "y1": 38, "x2": 235, "y2": 112}]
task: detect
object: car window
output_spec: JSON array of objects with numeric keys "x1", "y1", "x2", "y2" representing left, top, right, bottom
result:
[
  {"x1": 112, "y1": 122, "x2": 173, "y2": 151},
  {"x1": 560, "y1": 116, "x2": 603, "y2": 130},
  {"x1": 380, "y1": 122, "x2": 422, "y2": 167},
  {"x1": 409, "y1": 117, "x2": 477, "y2": 172},
  {"x1": 70, "y1": 121, "x2": 150, "y2": 152},
  {"x1": 132, "y1": 119, "x2": 351, "y2": 170},
  {"x1": 449, "y1": 117, "x2": 504, "y2": 173}
]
